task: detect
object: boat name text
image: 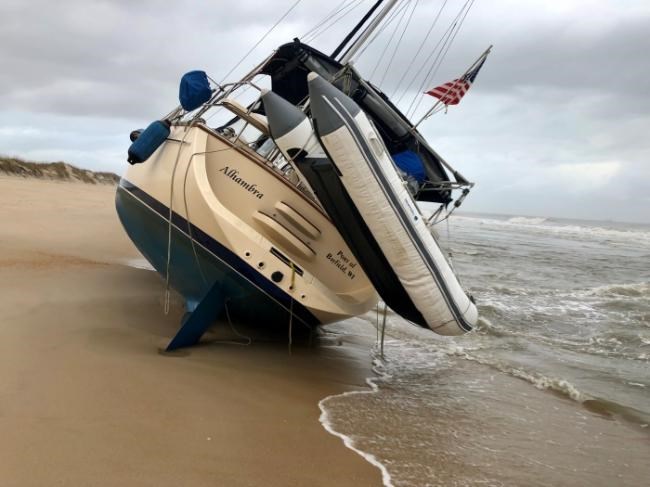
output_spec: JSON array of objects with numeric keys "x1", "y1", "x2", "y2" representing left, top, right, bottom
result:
[
  {"x1": 326, "y1": 250, "x2": 357, "y2": 280},
  {"x1": 219, "y1": 166, "x2": 264, "y2": 199}
]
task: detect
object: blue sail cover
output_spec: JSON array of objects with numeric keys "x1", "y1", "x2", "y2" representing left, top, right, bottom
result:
[
  {"x1": 179, "y1": 70, "x2": 212, "y2": 111},
  {"x1": 392, "y1": 150, "x2": 427, "y2": 183}
]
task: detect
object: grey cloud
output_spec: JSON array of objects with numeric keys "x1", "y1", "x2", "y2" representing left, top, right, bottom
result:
[
  {"x1": 0, "y1": 0, "x2": 648, "y2": 222},
  {"x1": 353, "y1": 1, "x2": 650, "y2": 104},
  {"x1": 0, "y1": 0, "x2": 324, "y2": 118}
]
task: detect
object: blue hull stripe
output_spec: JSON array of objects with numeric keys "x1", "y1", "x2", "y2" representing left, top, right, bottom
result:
[{"x1": 118, "y1": 179, "x2": 320, "y2": 327}]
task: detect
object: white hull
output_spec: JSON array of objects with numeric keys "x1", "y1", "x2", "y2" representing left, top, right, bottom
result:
[{"x1": 119, "y1": 123, "x2": 378, "y2": 327}]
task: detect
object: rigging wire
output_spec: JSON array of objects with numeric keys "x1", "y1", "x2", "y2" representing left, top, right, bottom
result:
[
  {"x1": 218, "y1": 0, "x2": 303, "y2": 84},
  {"x1": 405, "y1": 0, "x2": 475, "y2": 118},
  {"x1": 395, "y1": 0, "x2": 469, "y2": 106},
  {"x1": 408, "y1": 0, "x2": 476, "y2": 118},
  {"x1": 378, "y1": 0, "x2": 419, "y2": 87},
  {"x1": 305, "y1": 1, "x2": 368, "y2": 44},
  {"x1": 331, "y1": 0, "x2": 385, "y2": 59},
  {"x1": 301, "y1": 0, "x2": 351, "y2": 40},
  {"x1": 303, "y1": 0, "x2": 365, "y2": 44},
  {"x1": 392, "y1": 0, "x2": 448, "y2": 99},
  {"x1": 369, "y1": 0, "x2": 411, "y2": 81},
  {"x1": 402, "y1": 0, "x2": 471, "y2": 114},
  {"x1": 399, "y1": 24, "x2": 456, "y2": 111},
  {"x1": 351, "y1": 0, "x2": 411, "y2": 62},
  {"x1": 405, "y1": 22, "x2": 458, "y2": 117}
]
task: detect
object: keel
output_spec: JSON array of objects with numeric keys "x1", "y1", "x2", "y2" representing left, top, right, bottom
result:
[{"x1": 166, "y1": 281, "x2": 225, "y2": 351}]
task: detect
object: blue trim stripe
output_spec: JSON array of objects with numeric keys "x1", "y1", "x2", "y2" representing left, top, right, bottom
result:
[{"x1": 118, "y1": 179, "x2": 321, "y2": 327}]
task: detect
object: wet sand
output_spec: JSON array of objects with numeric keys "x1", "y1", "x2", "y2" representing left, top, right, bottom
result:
[{"x1": 0, "y1": 177, "x2": 382, "y2": 486}]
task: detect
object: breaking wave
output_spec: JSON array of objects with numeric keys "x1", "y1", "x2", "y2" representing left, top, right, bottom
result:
[
  {"x1": 507, "y1": 216, "x2": 548, "y2": 225},
  {"x1": 318, "y1": 354, "x2": 394, "y2": 487},
  {"x1": 586, "y1": 282, "x2": 650, "y2": 298},
  {"x1": 319, "y1": 211, "x2": 650, "y2": 485},
  {"x1": 430, "y1": 331, "x2": 650, "y2": 428},
  {"x1": 455, "y1": 215, "x2": 650, "y2": 245},
  {"x1": 475, "y1": 281, "x2": 649, "y2": 300}
]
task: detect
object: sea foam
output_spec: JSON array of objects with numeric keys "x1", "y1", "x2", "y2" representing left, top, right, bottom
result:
[{"x1": 318, "y1": 355, "x2": 394, "y2": 487}]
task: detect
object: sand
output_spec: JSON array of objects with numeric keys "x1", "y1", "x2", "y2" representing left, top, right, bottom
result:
[{"x1": 0, "y1": 176, "x2": 382, "y2": 486}]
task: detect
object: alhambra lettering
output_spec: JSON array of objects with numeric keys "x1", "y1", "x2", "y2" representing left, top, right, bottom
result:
[{"x1": 219, "y1": 166, "x2": 264, "y2": 199}]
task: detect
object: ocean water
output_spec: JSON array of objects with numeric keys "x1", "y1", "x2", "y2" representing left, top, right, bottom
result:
[{"x1": 321, "y1": 214, "x2": 650, "y2": 486}]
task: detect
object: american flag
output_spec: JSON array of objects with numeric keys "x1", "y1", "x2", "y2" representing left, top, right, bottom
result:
[{"x1": 425, "y1": 57, "x2": 487, "y2": 106}]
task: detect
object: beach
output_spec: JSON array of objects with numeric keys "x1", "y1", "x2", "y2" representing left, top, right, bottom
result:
[
  {"x1": 0, "y1": 176, "x2": 382, "y2": 486},
  {"x1": 3, "y1": 175, "x2": 649, "y2": 487}
]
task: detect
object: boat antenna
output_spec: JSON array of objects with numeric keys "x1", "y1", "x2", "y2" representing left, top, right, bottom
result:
[
  {"x1": 331, "y1": 0, "x2": 385, "y2": 60},
  {"x1": 338, "y1": 0, "x2": 401, "y2": 64}
]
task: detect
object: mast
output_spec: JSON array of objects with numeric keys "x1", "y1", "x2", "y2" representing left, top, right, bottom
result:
[
  {"x1": 338, "y1": 0, "x2": 401, "y2": 64},
  {"x1": 331, "y1": 0, "x2": 385, "y2": 60}
]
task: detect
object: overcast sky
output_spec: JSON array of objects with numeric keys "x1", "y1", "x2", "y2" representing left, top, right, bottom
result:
[{"x1": 1, "y1": 0, "x2": 649, "y2": 223}]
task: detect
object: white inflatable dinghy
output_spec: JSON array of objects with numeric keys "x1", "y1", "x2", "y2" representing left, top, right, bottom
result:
[
  {"x1": 262, "y1": 89, "x2": 436, "y2": 328},
  {"x1": 306, "y1": 73, "x2": 478, "y2": 335}
]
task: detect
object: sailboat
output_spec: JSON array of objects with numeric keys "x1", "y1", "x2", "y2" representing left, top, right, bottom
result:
[{"x1": 116, "y1": 0, "x2": 480, "y2": 349}]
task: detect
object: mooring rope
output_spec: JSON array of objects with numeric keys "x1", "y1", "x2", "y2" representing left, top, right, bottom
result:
[
  {"x1": 163, "y1": 139, "x2": 234, "y2": 314},
  {"x1": 380, "y1": 301, "x2": 388, "y2": 359},
  {"x1": 288, "y1": 261, "x2": 297, "y2": 353},
  {"x1": 223, "y1": 299, "x2": 253, "y2": 346},
  {"x1": 164, "y1": 125, "x2": 195, "y2": 315}
]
